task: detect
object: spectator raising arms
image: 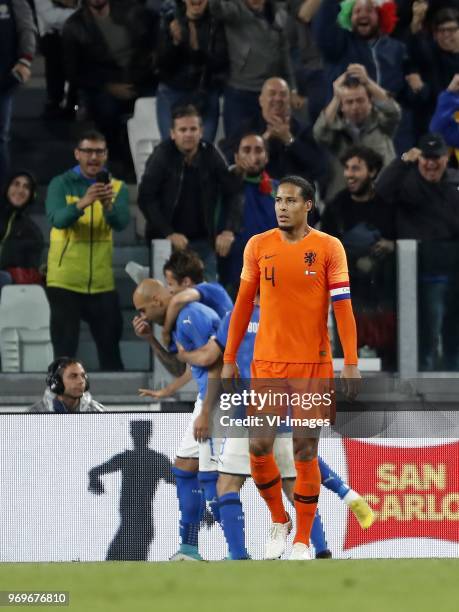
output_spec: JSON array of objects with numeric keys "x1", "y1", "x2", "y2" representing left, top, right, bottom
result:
[
  {"x1": 313, "y1": 66, "x2": 400, "y2": 201},
  {"x1": 156, "y1": 0, "x2": 229, "y2": 142},
  {"x1": 209, "y1": 0, "x2": 296, "y2": 137}
]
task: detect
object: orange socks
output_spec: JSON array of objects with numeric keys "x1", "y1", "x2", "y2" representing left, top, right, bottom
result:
[
  {"x1": 293, "y1": 457, "x2": 321, "y2": 545},
  {"x1": 250, "y1": 453, "x2": 288, "y2": 524}
]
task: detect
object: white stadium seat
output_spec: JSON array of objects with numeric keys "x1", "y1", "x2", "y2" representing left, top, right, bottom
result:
[
  {"x1": 127, "y1": 97, "x2": 161, "y2": 183},
  {"x1": 0, "y1": 285, "x2": 53, "y2": 372}
]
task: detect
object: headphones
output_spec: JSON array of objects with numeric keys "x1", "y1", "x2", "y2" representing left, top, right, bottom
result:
[{"x1": 46, "y1": 357, "x2": 90, "y2": 395}]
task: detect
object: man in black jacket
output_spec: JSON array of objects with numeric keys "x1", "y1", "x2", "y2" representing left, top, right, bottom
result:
[
  {"x1": 62, "y1": 0, "x2": 158, "y2": 158},
  {"x1": 322, "y1": 145, "x2": 396, "y2": 369},
  {"x1": 138, "y1": 104, "x2": 241, "y2": 280},
  {"x1": 376, "y1": 132, "x2": 459, "y2": 371}
]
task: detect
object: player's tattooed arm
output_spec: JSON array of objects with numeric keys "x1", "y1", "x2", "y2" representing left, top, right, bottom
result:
[
  {"x1": 133, "y1": 314, "x2": 186, "y2": 376},
  {"x1": 150, "y1": 335, "x2": 187, "y2": 377}
]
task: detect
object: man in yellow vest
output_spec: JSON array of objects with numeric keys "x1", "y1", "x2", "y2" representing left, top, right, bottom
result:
[{"x1": 46, "y1": 130, "x2": 129, "y2": 370}]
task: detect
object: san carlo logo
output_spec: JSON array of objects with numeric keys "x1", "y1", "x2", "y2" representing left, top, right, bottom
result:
[
  {"x1": 304, "y1": 251, "x2": 316, "y2": 266},
  {"x1": 343, "y1": 440, "x2": 459, "y2": 549}
]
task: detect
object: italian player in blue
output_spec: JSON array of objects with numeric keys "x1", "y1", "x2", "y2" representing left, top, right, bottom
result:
[
  {"x1": 161, "y1": 249, "x2": 233, "y2": 348},
  {"x1": 177, "y1": 301, "x2": 375, "y2": 560},
  {"x1": 133, "y1": 278, "x2": 224, "y2": 561},
  {"x1": 138, "y1": 250, "x2": 233, "y2": 402}
]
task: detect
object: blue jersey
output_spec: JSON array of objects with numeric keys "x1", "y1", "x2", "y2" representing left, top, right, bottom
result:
[
  {"x1": 170, "y1": 302, "x2": 220, "y2": 399},
  {"x1": 195, "y1": 282, "x2": 233, "y2": 318},
  {"x1": 215, "y1": 305, "x2": 259, "y2": 379}
]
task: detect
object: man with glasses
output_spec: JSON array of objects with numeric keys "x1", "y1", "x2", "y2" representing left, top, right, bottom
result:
[{"x1": 45, "y1": 129, "x2": 129, "y2": 370}]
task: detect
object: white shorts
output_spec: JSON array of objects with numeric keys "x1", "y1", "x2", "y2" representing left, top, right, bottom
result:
[
  {"x1": 218, "y1": 435, "x2": 296, "y2": 478},
  {"x1": 176, "y1": 397, "x2": 221, "y2": 472}
]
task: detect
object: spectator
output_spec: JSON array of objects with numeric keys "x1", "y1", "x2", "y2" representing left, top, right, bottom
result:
[
  {"x1": 35, "y1": 0, "x2": 78, "y2": 119},
  {"x1": 220, "y1": 77, "x2": 328, "y2": 191},
  {"x1": 429, "y1": 73, "x2": 459, "y2": 151},
  {"x1": 62, "y1": 0, "x2": 159, "y2": 160},
  {"x1": 209, "y1": 0, "x2": 296, "y2": 137},
  {"x1": 286, "y1": 0, "x2": 326, "y2": 122},
  {"x1": 321, "y1": 145, "x2": 396, "y2": 368},
  {"x1": 156, "y1": 0, "x2": 229, "y2": 142},
  {"x1": 409, "y1": 8, "x2": 459, "y2": 136},
  {"x1": 0, "y1": 0, "x2": 36, "y2": 188},
  {"x1": 313, "y1": 0, "x2": 418, "y2": 152},
  {"x1": 45, "y1": 129, "x2": 129, "y2": 371},
  {"x1": 376, "y1": 133, "x2": 459, "y2": 371},
  {"x1": 218, "y1": 133, "x2": 278, "y2": 294},
  {"x1": 137, "y1": 105, "x2": 241, "y2": 280},
  {"x1": 29, "y1": 357, "x2": 104, "y2": 413},
  {"x1": 0, "y1": 171, "x2": 44, "y2": 293},
  {"x1": 313, "y1": 67, "x2": 401, "y2": 201}
]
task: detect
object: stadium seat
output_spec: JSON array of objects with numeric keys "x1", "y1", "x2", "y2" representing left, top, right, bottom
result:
[
  {"x1": 0, "y1": 285, "x2": 53, "y2": 372},
  {"x1": 127, "y1": 97, "x2": 160, "y2": 183}
]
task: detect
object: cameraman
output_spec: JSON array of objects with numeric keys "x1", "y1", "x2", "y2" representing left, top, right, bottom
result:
[
  {"x1": 45, "y1": 130, "x2": 129, "y2": 371},
  {"x1": 30, "y1": 357, "x2": 104, "y2": 413},
  {"x1": 313, "y1": 64, "x2": 401, "y2": 202}
]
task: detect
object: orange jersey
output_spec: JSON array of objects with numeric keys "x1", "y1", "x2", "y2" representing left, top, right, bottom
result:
[{"x1": 240, "y1": 228, "x2": 350, "y2": 363}]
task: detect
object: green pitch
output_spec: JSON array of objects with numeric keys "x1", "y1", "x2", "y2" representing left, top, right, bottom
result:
[{"x1": 2, "y1": 559, "x2": 458, "y2": 612}]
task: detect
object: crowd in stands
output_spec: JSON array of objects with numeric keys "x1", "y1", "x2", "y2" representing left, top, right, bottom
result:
[{"x1": 2, "y1": 0, "x2": 459, "y2": 372}]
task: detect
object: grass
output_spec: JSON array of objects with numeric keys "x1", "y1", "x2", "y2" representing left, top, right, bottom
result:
[{"x1": 1, "y1": 559, "x2": 458, "y2": 612}]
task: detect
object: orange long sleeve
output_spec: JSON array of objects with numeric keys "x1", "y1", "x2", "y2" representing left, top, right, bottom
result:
[
  {"x1": 223, "y1": 279, "x2": 258, "y2": 363},
  {"x1": 333, "y1": 298, "x2": 358, "y2": 365}
]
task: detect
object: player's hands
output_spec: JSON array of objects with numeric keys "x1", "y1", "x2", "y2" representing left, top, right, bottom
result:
[
  {"x1": 138, "y1": 387, "x2": 174, "y2": 399},
  {"x1": 132, "y1": 314, "x2": 153, "y2": 341},
  {"x1": 193, "y1": 409, "x2": 210, "y2": 442},
  {"x1": 215, "y1": 231, "x2": 235, "y2": 257},
  {"x1": 167, "y1": 232, "x2": 189, "y2": 250},
  {"x1": 340, "y1": 365, "x2": 361, "y2": 401},
  {"x1": 88, "y1": 480, "x2": 105, "y2": 495},
  {"x1": 221, "y1": 362, "x2": 240, "y2": 392}
]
